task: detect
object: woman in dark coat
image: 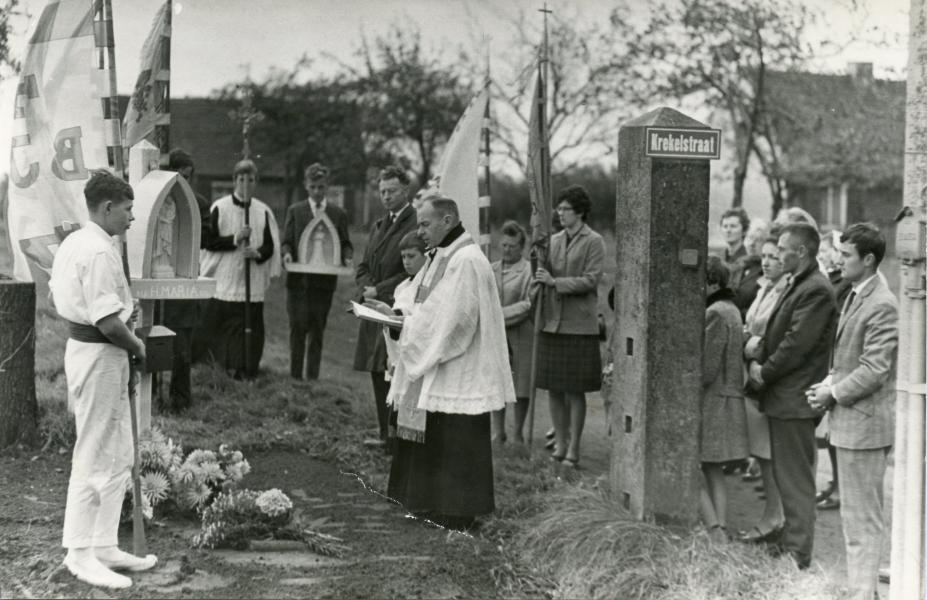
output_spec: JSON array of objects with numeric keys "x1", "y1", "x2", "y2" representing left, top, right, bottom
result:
[{"x1": 700, "y1": 256, "x2": 749, "y2": 543}]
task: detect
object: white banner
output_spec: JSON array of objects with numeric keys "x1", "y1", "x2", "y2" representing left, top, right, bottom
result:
[
  {"x1": 436, "y1": 87, "x2": 489, "y2": 245},
  {"x1": 7, "y1": 0, "x2": 111, "y2": 282}
]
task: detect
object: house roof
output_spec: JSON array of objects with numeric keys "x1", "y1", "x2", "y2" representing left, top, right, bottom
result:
[
  {"x1": 765, "y1": 70, "x2": 905, "y2": 189},
  {"x1": 118, "y1": 96, "x2": 285, "y2": 179}
]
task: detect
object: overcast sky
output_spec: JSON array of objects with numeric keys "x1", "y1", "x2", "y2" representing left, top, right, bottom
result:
[{"x1": 5, "y1": 0, "x2": 912, "y2": 98}]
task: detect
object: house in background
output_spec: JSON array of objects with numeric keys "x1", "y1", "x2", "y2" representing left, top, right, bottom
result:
[
  {"x1": 704, "y1": 62, "x2": 905, "y2": 264},
  {"x1": 766, "y1": 62, "x2": 905, "y2": 253},
  {"x1": 118, "y1": 96, "x2": 370, "y2": 224}
]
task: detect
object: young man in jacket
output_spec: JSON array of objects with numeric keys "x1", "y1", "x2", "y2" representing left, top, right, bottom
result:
[
  {"x1": 281, "y1": 163, "x2": 353, "y2": 380},
  {"x1": 807, "y1": 223, "x2": 897, "y2": 600}
]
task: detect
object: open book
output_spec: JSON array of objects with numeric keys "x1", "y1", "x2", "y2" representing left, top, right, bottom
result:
[{"x1": 350, "y1": 301, "x2": 404, "y2": 328}]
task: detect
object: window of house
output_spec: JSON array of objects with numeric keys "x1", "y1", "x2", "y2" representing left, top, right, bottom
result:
[{"x1": 211, "y1": 181, "x2": 234, "y2": 201}]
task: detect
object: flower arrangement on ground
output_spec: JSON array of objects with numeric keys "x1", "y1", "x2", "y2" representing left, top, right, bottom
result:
[
  {"x1": 193, "y1": 488, "x2": 346, "y2": 557},
  {"x1": 124, "y1": 427, "x2": 251, "y2": 520}
]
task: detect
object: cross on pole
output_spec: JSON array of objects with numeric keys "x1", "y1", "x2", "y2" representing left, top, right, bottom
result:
[{"x1": 229, "y1": 85, "x2": 264, "y2": 377}]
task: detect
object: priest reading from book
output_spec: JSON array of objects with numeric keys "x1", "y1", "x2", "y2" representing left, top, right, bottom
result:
[{"x1": 365, "y1": 196, "x2": 515, "y2": 530}]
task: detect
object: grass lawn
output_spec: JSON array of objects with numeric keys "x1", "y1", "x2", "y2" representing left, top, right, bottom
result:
[{"x1": 7, "y1": 227, "x2": 848, "y2": 599}]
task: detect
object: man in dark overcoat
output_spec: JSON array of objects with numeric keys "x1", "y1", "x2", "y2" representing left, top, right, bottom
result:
[
  {"x1": 353, "y1": 165, "x2": 418, "y2": 446},
  {"x1": 747, "y1": 222, "x2": 838, "y2": 569},
  {"x1": 281, "y1": 163, "x2": 353, "y2": 380}
]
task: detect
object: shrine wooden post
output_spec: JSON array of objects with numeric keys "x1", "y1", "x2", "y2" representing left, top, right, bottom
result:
[
  {"x1": 610, "y1": 107, "x2": 719, "y2": 524},
  {"x1": 127, "y1": 141, "x2": 215, "y2": 432}
]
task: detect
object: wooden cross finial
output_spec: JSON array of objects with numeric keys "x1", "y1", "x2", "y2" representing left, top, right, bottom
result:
[{"x1": 229, "y1": 84, "x2": 265, "y2": 160}]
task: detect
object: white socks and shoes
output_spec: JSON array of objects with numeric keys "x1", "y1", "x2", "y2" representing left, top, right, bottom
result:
[
  {"x1": 95, "y1": 546, "x2": 158, "y2": 572},
  {"x1": 63, "y1": 551, "x2": 132, "y2": 589}
]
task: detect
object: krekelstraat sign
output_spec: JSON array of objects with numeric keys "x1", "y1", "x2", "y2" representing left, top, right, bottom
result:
[{"x1": 644, "y1": 127, "x2": 721, "y2": 160}]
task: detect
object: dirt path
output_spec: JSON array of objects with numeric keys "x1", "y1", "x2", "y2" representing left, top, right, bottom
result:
[{"x1": 0, "y1": 449, "x2": 502, "y2": 599}]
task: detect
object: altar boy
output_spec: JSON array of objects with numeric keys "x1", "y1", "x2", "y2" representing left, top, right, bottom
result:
[{"x1": 281, "y1": 163, "x2": 353, "y2": 379}]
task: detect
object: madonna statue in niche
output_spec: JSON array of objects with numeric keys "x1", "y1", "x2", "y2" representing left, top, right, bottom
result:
[{"x1": 151, "y1": 197, "x2": 176, "y2": 278}]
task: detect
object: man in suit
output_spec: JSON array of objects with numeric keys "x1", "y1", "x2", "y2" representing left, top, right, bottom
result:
[
  {"x1": 747, "y1": 222, "x2": 837, "y2": 569},
  {"x1": 807, "y1": 223, "x2": 897, "y2": 600},
  {"x1": 354, "y1": 165, "x2": 418, "y2": 447},
  {"x1": 281, "y1": 163, "x2": 353, "y2": 380}
]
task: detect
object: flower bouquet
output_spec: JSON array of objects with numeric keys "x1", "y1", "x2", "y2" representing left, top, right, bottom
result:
[
  {"x1": 193, "y1": 488, "x2": 346, "y2": 557},
  {"x1": 123, "y1": 428, "x2": 251, "y2": 521}
]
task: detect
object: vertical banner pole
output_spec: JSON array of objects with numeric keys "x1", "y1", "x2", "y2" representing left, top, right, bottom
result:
[
  {"x1": 526, "y1": 4, "x2": 553, "y2": 450},
  {"x1": 95, "y1": 0, "x2": 146, "y2": 555}
]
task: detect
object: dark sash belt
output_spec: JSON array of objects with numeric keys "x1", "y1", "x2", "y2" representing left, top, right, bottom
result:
[{"x1": 67, "y1": 321, "x2": 111, "y2": 344}]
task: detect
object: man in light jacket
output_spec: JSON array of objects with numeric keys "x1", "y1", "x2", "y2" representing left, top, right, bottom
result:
[{"x1": 808, "y1": 223, "x2": 898, "y2": 600}]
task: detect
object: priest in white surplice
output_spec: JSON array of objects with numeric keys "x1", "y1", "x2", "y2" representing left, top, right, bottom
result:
[{"x1": 377, "y1": 196, "x2": 515, "y2": 530}]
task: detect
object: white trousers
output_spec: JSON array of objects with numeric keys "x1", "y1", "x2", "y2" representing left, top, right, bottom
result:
[{"x1": 61, "y1": 340, "x2": 134, "y2": 549}]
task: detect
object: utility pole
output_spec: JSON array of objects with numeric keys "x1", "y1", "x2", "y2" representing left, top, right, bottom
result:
[{"x1": 888, "y1": 1, "x2": 927, "y2": 598}]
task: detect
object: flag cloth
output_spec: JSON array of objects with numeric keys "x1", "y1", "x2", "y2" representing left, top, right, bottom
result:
[
  {"x1": 436, "y1": 87, "x2": 489, "y2": 248},
  {"x1": 6, "y1": 0, "x2": 112, "y2": 282},
  {"x1": 526, "y1": 66, "x2": 550, "y2": 257},
  {"x1": 123, "y1": 1, "x2": 170, "y2": 150}
]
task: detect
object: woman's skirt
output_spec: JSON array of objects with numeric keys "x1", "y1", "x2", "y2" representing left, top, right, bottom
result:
[
  {"x1": 535, "y1": 332, "x2": 601, "y2": 393},
  {"x1": 700, "y1": 393, "x2": 749, "y2": 464},
  {"x1": 387, "y1": 411, "x2": 494, "y2": 519}
]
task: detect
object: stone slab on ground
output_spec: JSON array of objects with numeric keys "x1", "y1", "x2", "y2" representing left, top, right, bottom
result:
[
  {"x1": 213, "y1": 550, "x2": 348, "y2": 569},
  {"x1": 280, "y1": 576, "x2": 343, "y2": 587},
  {"x1": 372, "y1": 554, "x2": 433, "y2": 563},
  {"x1": 134, "y1": 558, "x2": 233, "y2": 594}
]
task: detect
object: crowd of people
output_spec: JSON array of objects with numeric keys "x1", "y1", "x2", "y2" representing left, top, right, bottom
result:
[
  {"x1": 47, "y1": 156, "x2": 898, "y2": 600},
  {"x1": 702, "y1": 207, "x2": 897, "y2": 600}
]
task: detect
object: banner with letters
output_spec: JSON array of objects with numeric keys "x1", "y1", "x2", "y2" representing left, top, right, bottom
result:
[{"x1": 7, "y1": 0, "x2": 111, "y2": 282}]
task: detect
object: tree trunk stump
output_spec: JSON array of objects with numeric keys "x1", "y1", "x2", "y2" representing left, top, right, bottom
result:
[{"x1": 0, "y1": 280, "x2": 38, "y2": 448}]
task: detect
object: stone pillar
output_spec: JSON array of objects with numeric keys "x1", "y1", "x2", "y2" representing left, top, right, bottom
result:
[
  {"x1": 889, "y1": 1, "x2": 927, "y2": 596},
  {"x1": 610, "y1": 107, "x2": 717, "y2": 524}
]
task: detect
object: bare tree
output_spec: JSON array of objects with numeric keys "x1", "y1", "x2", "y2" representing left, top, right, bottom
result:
[
  {"x1": 479, "y1": 9, "x2": 632, "y2": 174},
  {"x1": 338, "y1": 26, "x2": 472, "y2": 183},
  {"x1": 608, "y1": 0, "x2": 813, "y2": 208},
  {"x1": 0, "y1": 0, "x2": 23, "y2": 80}
]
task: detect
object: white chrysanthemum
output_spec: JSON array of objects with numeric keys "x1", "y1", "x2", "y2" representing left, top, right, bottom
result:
[
  {"x1": 225, "y1": 463, "x2": 243, "y2": 483},
  {"x1": 183, "y1": 481, "x2": 212, "y2": 510},
  {"x1": 255, "y1": 489, "x2": 292, "y2": 517},
  {"x1": 172, "y1": 464, "x2": 197, "y2": 485},
  {"x1": 186, "y1": 449, "x2": 217, "y2": 466},
  {"x1": 231, "y1": 450, "x2": 244, "y2": 463},
  {"x1": 140, "y1": 471, "x2": 171, "y2": 505},
  {"x1": 199, "y1": 461, "x2": 225, "y2": 483}
]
